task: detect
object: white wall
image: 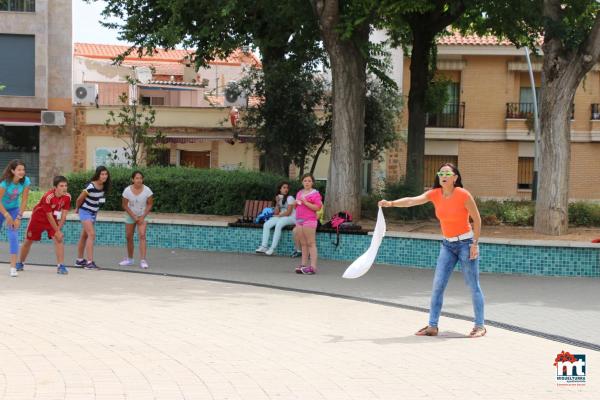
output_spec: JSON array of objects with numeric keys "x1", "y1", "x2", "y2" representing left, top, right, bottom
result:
[
  {"x1": 197, "y1": 64, "x2": 248, "y2": 92},
  {"x1": 370, "y1": 29, "x2": 404, "y2": 92},
  {"x1": 73, "y1": 56, "x2": 132, "y2": 84}
]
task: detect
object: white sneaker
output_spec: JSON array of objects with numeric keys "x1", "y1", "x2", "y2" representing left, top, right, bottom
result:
[
  {"x1": 119, "y1": 258, "x2": 134, "y2": 266},
  {"x1": 255, "y1": 246, "x2": 268, "y2": 253},
  {"x1": 265, "y1": 248, "x2": 275, "y2": 256},
  {"x1": 140, "y1": 260, "x2": 149, "y2": 269},
  {"x1": 10, "y1": 268, "x2": 18, "y2": 277}
]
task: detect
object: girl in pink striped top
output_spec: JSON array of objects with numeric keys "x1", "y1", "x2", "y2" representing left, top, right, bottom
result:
[{"x1": 294, "y1": 174, "x2": 322, "y2": 275}]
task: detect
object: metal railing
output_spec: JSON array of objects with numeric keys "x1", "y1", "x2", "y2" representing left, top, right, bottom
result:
[
  {"x1": 506, "y1": 103, "x2": 535, "y2": 119},
  {"x1": 426, "y1": 102, "x2": 465, "y2": 128},
  {"x1": 507, "y1": 102, "x2": 575, "y2": 119},
  {"x1": 592, "y1": 104, "x2": 600, "y2": 120}
]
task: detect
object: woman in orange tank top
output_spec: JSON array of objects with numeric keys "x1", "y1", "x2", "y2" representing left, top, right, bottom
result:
[{"x1": 379, "y1": 163, "x2": 486, "y2": 338}]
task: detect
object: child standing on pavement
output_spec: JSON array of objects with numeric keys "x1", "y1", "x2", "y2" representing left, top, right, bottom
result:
[
  {"x1": 294, "y1": 174, "x2": 322, "y2": 275},
  {"x1": 17, "y1": 176, "x2": 71, "y2": 275},
  {"x1": 75, "y1": 166, "x2": 111, "y2": 270},
  {"x1": 0, "y1": 160, "x2": 30, "y2": 277},
  {"x1": 119, "y1": 170, "x2": 154, "y2": 269}
]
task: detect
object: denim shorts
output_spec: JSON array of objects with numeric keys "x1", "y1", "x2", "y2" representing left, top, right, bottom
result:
[
  {"x1": 125, "y1": 214, "x2": 149, "y2": 224},
  {"x1": 79, "y1": 208, "x2": 97, "y2": 222}
]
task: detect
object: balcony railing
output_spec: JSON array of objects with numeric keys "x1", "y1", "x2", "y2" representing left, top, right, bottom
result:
[
  {"x1": 592, "y1": 104, "x2": 600, "y2": 120},
  {"x1": 507, "y1": 102, "x2": 574, "y2": 119},
  {"x1": 426, "y1": 102, "x2": 465, "y2": 128},
  {"x1": 506, "y1": 103, "x2": 535, "y2": 119}
]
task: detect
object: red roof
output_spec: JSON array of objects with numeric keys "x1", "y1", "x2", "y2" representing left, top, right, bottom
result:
[
  {"x1": 74, "y1": 43, "x2": 261, "y2": 76},
  {"x1": 437, "y1": 31, "x2": 513, "y2": 46}
]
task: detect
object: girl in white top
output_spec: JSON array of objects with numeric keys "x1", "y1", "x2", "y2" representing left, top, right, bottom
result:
[
  {"x1": 255, "y1": 181, "x2": 296, "y2": 255},
  {"x1": 120, "y1": 171, "x2": 153, "y2": 268}
]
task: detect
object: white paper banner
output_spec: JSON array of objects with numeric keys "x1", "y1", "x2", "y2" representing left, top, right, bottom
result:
[{"x1": 343, "y1": 207, "x2": 386, "y2": 279}]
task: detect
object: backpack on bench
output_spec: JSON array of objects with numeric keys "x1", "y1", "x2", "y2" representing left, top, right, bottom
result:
[{"x1": 325, "y1": 211, "x2": 356, "y2": 247}]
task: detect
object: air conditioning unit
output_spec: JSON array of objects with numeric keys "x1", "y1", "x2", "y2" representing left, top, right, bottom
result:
[
  {"x1": 73, "y1": 83, "x2": 98, "y2": 105},
  {"x1": 223, "y1": 81, "x2": 247, "y2": 107},
  {"x1": 41, "y1": 111, "x2": 65, "y2": 126}
]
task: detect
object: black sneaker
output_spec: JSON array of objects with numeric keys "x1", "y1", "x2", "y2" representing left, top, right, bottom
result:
[
  {"x1": 75, "y1": 258, "x2": 87, "y2": 267},
  {"x1": 84, "y1": 261, "x2": 100, "y2": 270},
  {"x1": 290, "y1": 250, "x2": 302, "y2": 258}
]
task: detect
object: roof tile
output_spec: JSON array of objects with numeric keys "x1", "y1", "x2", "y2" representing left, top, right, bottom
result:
[{"x1": 437, "y1": 31, "x2": 513, "y2": 46}]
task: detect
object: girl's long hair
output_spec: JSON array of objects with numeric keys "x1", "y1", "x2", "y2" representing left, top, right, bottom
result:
[
  {"x1": 2, "y1": 159, "x2": 26, "y2": 184},
  {"x1": 276, "y1": 181, "x2": 289, "y2": 206},
  {"x1": 91, "y1": 166, "x2": 111, "y2": 193},
  {"x1": 432, "y1": 163, "x2": 463, "y2": 188}
]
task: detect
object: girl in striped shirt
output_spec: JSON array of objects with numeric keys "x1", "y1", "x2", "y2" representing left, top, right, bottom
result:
[{"x1": 75, "y1": 166, "x2": 111, "y2": 270}]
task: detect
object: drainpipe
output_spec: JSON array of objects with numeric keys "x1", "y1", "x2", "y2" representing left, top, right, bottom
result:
[{"x1": 524, "y1": 47, "x2": 540, "y2": 201}]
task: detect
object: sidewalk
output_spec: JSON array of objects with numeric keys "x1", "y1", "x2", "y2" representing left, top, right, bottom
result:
[
  {"x1": 3, "y1": 242, "x2": 598, "y2": 348},
  {"x1": 0, "y1": 264, "x2": 597, "y2": 400}
]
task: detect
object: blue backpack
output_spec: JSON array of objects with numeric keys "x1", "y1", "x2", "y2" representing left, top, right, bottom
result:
[{"x1": 255, "y1": 207, "x2": 274, "y2": 224}]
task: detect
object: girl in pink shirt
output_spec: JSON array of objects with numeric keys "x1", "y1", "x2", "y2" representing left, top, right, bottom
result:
[{"x1": 294, "y1": 174, "x2": 322, "y2": 275}]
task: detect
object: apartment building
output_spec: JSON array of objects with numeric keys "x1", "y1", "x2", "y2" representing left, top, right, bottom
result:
[
  {"x1": 72, "y1": 43, "x2": 261, "y2": 171},
  {"x1": 388, "y1": 32, "x2": 600, "y2": 200},
  {"x1": 0, "y1": 0, "x2": 73, "y2": 187}
]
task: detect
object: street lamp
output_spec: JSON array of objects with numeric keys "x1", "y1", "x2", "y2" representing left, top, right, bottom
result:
[{"x1": 524, "y1": 46, "x2": 540, "y2": 201}]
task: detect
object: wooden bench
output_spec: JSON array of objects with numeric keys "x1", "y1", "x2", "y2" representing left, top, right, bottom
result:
[{"x1": 240, "y1": 200, "x2": 274, "y2": 223}]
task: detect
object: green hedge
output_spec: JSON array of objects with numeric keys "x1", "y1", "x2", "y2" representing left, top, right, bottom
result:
[
  {"x1": 361, "y1": 180, "x2": 435, "y2": 221},
  {"x1": 477, "y1": 200, "x2": 535, "y2": 226},
  {"x1": 569, "y1": 201, "x2": 600, "y2": 226},
  {"x1": 478, "y1": 200, "x2": 600, "y2": 227},
  {"x1": 26, "y1": 190, "x2": 44, "y2": 211},
  {"x1": 66, "y1": 167, "x2": 323, "y2": 215}
]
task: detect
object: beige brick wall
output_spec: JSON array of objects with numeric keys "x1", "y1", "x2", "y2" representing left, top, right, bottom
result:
[
  {"x1": 458, "y1": 141, "x2": 519, "y2": 198},
  {"x1": 390, "y1": 53, "x2": 600, "y2": 200},
  {"x1": 386, "y1": 140, "x2": 407, "y2": 182},
  {"x1": 573, "y1": 71, "x2": 598, "y2": 133},
  {"x1": 461, "y1": 56, "x2": 513, "y2": 131},
  {"x1": 569, "y1": 143, "x2": 600, "y2": 199}
]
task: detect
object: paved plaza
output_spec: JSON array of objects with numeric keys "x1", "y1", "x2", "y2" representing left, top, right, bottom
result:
[
  {"x1": 0, "y1": 246, "x2": 598, "y2": 399},
  {"x1": 4, "y1": 243, "x2": 599, "y2": 347}
]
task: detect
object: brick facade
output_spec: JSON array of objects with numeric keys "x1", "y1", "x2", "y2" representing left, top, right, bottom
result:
[
  {"x1": 457, "y1": 141, "x2": 520, "y2": 198},
  {"x1": 390, "y1": 43, "x2": 600, "y2": 200}
]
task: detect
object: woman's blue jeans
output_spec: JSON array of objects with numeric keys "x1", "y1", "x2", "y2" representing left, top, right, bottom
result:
[{"x1": 428, "y1": 238, "x2": 485, "y2": 327}]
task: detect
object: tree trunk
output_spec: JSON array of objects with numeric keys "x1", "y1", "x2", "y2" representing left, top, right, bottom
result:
[
  {"x1": 405, "y1": 28, "x2": 435, "y2": 191},
  {"x1": 311, "y1": 0, "x2": 368, "y2": 219},
  {"x1": 534, "y1": 75, "x2": 574, "y2": 235},
  {"x1": 260, "y1": 46, "x2": 289, "y2": 176},
  {"x1": 534, "y1": 0, "x2": 600, "y2": 235}
]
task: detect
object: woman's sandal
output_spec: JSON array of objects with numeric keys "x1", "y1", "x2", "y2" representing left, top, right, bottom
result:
[
  {"x1": 415, "y1": 326, "x2": 439, "y2": 336},
  {"x1": 469, "y1": 326, "x2": 487, "y2": 338}
]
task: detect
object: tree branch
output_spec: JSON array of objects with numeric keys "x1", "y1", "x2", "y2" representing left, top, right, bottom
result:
[
  {"x1": 579, "y1": 12, "x2": 600, "y2": 69},
  {"x1": 431, "y1": 1, "x2": 467, "y2": 33}
]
